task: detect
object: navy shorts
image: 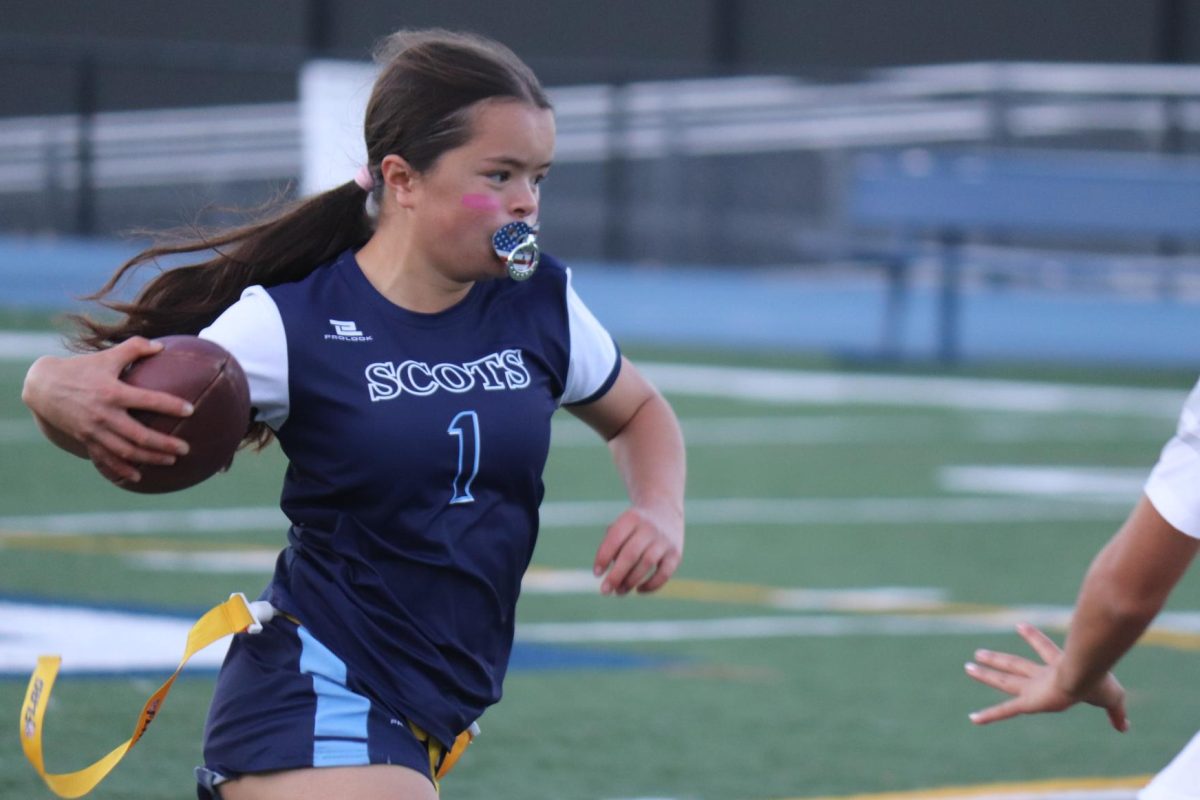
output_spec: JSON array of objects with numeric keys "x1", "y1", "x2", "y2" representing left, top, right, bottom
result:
[{"x1": 196, "y1": 617, "x2": 437, "y2": 799}]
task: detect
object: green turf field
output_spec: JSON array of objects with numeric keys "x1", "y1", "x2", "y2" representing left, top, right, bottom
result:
[{"x1": 2, "y1": 334, "x2": 1199, "y2": 800}]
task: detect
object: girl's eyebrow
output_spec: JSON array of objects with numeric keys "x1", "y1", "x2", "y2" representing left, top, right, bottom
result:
[{"x1": 483, "y1": 156, "x2": 553, "y2": 170}]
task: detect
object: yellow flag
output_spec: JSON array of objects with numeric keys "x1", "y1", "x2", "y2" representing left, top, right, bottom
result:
[{"x1": 19, "y1": 594, "x2": 257, "y2": 799}]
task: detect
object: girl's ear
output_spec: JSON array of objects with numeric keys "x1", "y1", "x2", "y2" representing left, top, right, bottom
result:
[{"x1": 380, "y1": 154, "x2": 420, "y2": 208}]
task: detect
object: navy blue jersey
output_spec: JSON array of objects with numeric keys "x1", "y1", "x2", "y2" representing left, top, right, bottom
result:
[{"x1": 201, "y1": 248, "x2": 620, "y2": 748}]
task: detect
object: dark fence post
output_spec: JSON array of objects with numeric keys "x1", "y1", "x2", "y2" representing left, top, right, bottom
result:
[
  {"x1": 881, "y1": 251, "x2": 910, "y2": 361},
  {"x1": 305, "y1": 0, "x2": 333, "y2": 56},
  {"x1": 937, "y1": 229, "x2": 964, "y2": 364},
  {"x1": 74, "y1": 53, "x2": 97, "y2": 236},
  {"x1": 602, "y1": 83, "x2": 631, "y2": 263},
  {"x1": 1157, "y1": 0, "x2": 1187, "y2": 155},
  {"x1": 712, "y1": 0, "x2": 742, "y2": 74}
]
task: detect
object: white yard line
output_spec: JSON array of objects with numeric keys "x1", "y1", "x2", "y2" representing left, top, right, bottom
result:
[
  {"x1": 555, "y1": 413, "x2": 1165, "y2": 447},
  {"x1": 4, "y1": 412, "x2": 1164, "y2": 450},
  {"x1": 119, "y1": 559, "x2": 950, "y2": 618},
  {"x1": 0, "y1": 334, "x2": 1186, "y2": 417},
  {"x1": 540, "y1": 497, "x2": 1127, "y2": 527},
  {"x1": 939, "y1": 465, "x2": 1148, "y2": 499},
  {"x1": 515, "y1": 603, "x2": 1196, "y2": 645},
  {"x1": 552, "y1": 414, "x2": 928, "y2": 446},
  {"x1": 513, "y1": 613, "x2": 1048, "y2": 643},
  {"x1": 616, "y1": 790, "x2": 1141, "y2": 800},
  {"x1": 613, "y1": 783, "x2": 1149, "y2": 800},
  {"x1": 0, "y1": 496, "x2": 1128, "y2": 537},
  {"x1": 0, "y1": 418, "x2": 39, "y2": 442},
  {"x1": 2, "y1": 580, "x2": 1196, "y2": 675},
  {"x1": 0, "y1": 600, "x2": 1128, "y2": 674},
  {"x1": 781, "y1": 782, "x2": 1145, "y2": 800},
  {"x1": 0, "y1": 506, "x2": 288, "y2": 535},
  {"x1": 125, "y1": 549, "x2": 280, "y2": 572},
  {"x1": 0, "y1": 601, "x2": 230, "y2": 673},
  {"x1": 0, "y1": 331, "x2": 67, "y2": 360},
  {"x1": 640, "y1": 362, "x2": 1187, "y2": 417},
  {"x1": 520, "y1": 570, "x2": 946, "y2": 610}
]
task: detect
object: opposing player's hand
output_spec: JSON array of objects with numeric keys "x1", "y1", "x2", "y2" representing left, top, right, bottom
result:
[
  {"x1": 965, "y1": 623, "x2": 1128, "y2": 732},
  {"x1": 22, "y1": 337, "x2": 193, "y2": 482},
  {"x1": 593, "y1": 505, "x2": 683, "y2": 596}
]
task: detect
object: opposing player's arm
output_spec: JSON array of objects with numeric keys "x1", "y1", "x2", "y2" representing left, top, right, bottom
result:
[
  {"x1": 966, "y1": 496, "x2": 1199, "y2": 730},
  {"x1": 1055, "y1": 496, "x2": 1199, "y2": 691},
  {"x1": 568, "y1": 357, "x2": 686, "y2": 595}
]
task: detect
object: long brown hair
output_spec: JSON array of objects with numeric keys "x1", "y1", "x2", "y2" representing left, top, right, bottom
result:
[{"x1": 73, "y1": 29, "x2": 551, "y2": 446}]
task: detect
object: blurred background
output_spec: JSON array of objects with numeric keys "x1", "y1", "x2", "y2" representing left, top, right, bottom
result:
[{"x1": 4, "y1": 0, "x2": 1200, "y2": 365}]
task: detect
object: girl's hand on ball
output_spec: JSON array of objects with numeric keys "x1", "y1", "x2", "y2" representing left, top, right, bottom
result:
[{"x1": 23, "y1": 338, "x2": 192, "y2": 482}]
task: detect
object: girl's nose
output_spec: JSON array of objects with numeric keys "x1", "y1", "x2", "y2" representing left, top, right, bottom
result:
[{"x1": 510, "y1": 182, "x2": 538, "y2": 219}]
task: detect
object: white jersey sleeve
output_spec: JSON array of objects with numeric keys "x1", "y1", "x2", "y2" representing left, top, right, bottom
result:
[
  {"x1": 561, "y1": 268, "x2": 620, "y2": 406},
  {"x1": 1145, "y1": 377, "x2": 1200, "y2": 538},
  {"x1": 1139, "y1": 728, "x2": 1200, "y2": 800},
  {"x1": 198, "y1": 285, "x2": 290, "y2": 430}
]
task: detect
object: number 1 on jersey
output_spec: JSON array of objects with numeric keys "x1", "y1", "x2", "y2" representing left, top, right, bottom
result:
[{"x1": 447, "y1": 410, "x2": 480, "y2": 504}]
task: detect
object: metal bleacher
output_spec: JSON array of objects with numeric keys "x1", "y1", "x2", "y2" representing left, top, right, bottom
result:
[
  {"x1": 3, "y1": 61, "x2": 1200, "y2": 362},
  {"x1": 843, "y1": 147, "x2": 1200, "y2": 361},
  {"x1": 4, "y1": 62, "x2": 1200, "y2": 249}
]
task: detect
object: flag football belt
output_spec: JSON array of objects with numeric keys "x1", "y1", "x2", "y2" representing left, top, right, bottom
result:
[
  {"x1": 411, "y1": 718, "x2": 481, "y2": 792},
  {"x1": 19, "y1": 593, "x2": 478, "y2": 798}
]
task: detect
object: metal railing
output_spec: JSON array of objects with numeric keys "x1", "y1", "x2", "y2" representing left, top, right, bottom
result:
[{"x1": 2, "y1": 62, "x2": 1200, "y2": 262}]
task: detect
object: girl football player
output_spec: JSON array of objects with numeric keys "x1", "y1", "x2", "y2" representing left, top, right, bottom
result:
[{"x1": 22, "y1": 29, "x2": 686, "y2": 800}]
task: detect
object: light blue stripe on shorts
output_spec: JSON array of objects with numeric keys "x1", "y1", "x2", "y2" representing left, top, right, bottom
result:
[{"x1": 298, "y1": 626, "x2": 371, "y2": 766}]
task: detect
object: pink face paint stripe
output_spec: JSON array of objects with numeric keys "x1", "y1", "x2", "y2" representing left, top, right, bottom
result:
[{"x1": 461, "y1": 193, "x2": 501, "y2": 211}]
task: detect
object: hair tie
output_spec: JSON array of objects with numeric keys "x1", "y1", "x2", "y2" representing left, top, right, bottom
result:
[{"x1": 354, "y1": 165, "x2": 375, "y2": 192}]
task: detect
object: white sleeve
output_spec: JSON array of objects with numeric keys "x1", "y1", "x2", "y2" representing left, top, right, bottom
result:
[
  {"x1": 198, "y1": 286, "x2": 290, "y2": 430},
  {"x1": 1139, "y1": 729, "x2": 1200, "y2": 800},
  {"x1": 1145, "y1": 377, "x2": 1200, "y2": 538},
  {"x1": 560, "y1": 268, "x2": 620, "y2": 406}
]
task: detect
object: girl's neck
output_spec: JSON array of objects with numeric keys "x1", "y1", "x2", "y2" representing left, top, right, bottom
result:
[{"x1": 355, "y1": 232, "x2": 473, "y2": 314}]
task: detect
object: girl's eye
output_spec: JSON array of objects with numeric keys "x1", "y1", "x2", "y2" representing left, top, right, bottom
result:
[
  {"x1": 488, "y1": 171, "x2": 511, "y2": 183},
  {"x1": 533, "y1": 173, "x2": 547, "y2": 186}
]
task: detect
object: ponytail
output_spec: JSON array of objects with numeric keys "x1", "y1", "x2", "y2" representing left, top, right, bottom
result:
[
  {"x1": 70, "y1": 179, "x2": 373, "y2": 448},
  {"x1": 73, "y1": 180, "x2": 372, "y2": 350}
]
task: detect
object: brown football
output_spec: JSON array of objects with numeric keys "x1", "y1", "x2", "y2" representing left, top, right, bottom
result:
[{"x1": 107, "y1": 335, "x2": 252, "y2": 494}]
